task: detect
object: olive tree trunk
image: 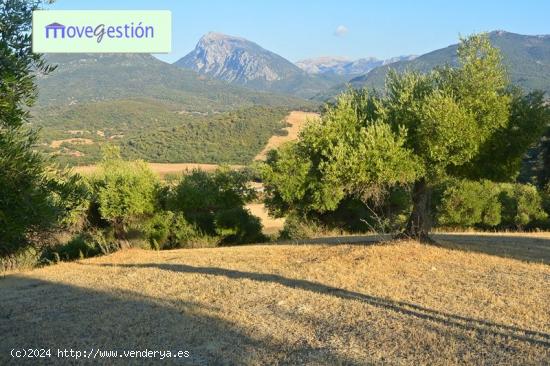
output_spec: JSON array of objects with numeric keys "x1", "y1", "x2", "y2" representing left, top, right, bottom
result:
[{"x1": 403, "y1": 178, "x2": 433, "y2": 242}]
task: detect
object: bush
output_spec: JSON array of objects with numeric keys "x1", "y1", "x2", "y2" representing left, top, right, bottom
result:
[
  {"x1": 499, "y1": 183, "x2": 547, "y2": 229},
  {"x1": 43, "y1": 229, "x2": 119, "y2": 263},
  {"x1": 436, "y1": 180, "x2": 547, "y2": 230},
  {"x1": 143, "y1": 211, "x2": 200, "y2": 249},
  {"x1": 437, "y1": 180, "x2": 502, "y2": 228},
  {"x1": 279, "y1": 214, "x2": 325, "y2": 240},
  {"x1": 52, "y1": 234, "x2": 101, "y2": 261},
  {"x1": 214, "y1": 208, "x2": 267, "y2": 244},
  {"x1": 0, "y1": 129, "x2": 87, "y2": 256},
  {"x1": 168, "y1": 168, "x2": 262, "y2": 244},
  {"x1": 89, "y1": 154, "x2": 160, "y2": 237}
]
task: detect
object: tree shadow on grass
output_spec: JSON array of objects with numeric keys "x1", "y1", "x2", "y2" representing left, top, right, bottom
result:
[
  {"x1": 0, "y1": 276, "x2": 362, "y2": 365},
  {"x1": 431, "y1": 233, "x2": 550, "y2": 264},
  {"x1": 95, "y1": 262, "x2": 550, "y2": 350},
  {"x1": 279, "y1": 232, "x2": 550, "y2": 264}
]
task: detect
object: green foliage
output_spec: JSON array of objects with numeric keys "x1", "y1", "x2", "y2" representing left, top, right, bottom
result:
[
  {"x1": 0, "y1": 0, "x2": 84, "y2": 256},
  {"x1": 33, "y1": 104, "x2": 290, "y2": 166},
  {"x1": 89, "y1": 152, "x2": 160, "y2": 233},
  {"x1": 169, "y1": 168, "x2": 255, "y2": 232},
  {"x1": 214, "y1": 208, "x2": 266, "y2": 245},
  {"x1": 53, "y1": 234, "x2": 101, "y2": 261},
  {"x1": 279, "y1": 213, "x2": 326, "y2": 240},
  {"x1": 437, "y1": 180, "x2": 502, "y2": 228},
  {"x1": 384, "y1": 34, "x2": 511, "y2": 179},
  {"x1": 436, "y1": 180, "x2": 547, "y2": 229},
  {"x1": 456, "y1": 89, "x2": 549, "y2": 182},
  {"x1": 262, "y1": 89, "x2": 422, "y2": 216},
  {"x1": 143, "y1": 211, "x2": 199, "y2": 249},
  {"x1": 44, "y1": 229, "x2": 120, "y2": 262},
  {"x1": 168, "y1": 168, "x2": 265, "y2": 244},
  {"x1": 0, "y1": 0, "x2": 55, "y2": 129},
  {"x1": 263, "y1": 33, "x2": 547, "y2": 238},
  {"x1": 499, "y1": 183, "x2": 547, "y2": 229}
]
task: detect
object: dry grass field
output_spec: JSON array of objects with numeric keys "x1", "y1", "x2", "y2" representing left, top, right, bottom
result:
[
  {"x1": 1, "y1": 235, "x2": 549, "y2": 365},
  {"x1": 254, "y1": 111, "x2": 319, "y2": 161},
  {"x1": 73, "y1": 162, "x2": 243, "y2": 177},
  {"x1": 50, "y1": 138, "x2": 94, "y2": 149},
  {"x1": 246, "y1": 202, "x2": 286, "y2": 235}
]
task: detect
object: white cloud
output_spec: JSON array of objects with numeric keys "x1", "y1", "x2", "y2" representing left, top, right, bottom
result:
[{"x1": 334, "y1": 25, "x2": 348, "y2": 37}]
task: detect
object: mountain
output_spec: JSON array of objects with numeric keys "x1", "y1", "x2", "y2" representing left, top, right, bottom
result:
[
  {"x1": 347, "y1": 31, "x2": 550, "y2": 95},
  {"x1": 33, "y1": 53, "x2": 316, "y2": 166},
  {"x1": 174, "y1": 32, "x2": 347, "y2": 98},
  {"x1": 295, "y1": 56, "x2": 352, "y2": 75},
  {"x1": 295, "y1": 55, "x2": 416, "y2": 76},
  {"x1": 37, "y1": 53, "x2": 312, "y2": 112}
]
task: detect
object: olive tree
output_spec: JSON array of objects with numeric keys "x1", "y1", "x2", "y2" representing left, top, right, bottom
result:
[
  {"x1": 263, "y1": 34, "x2": 548, "y2": 241},
  {"x1": 1, "y1": 0, "x2": 83, "y2": 256}
]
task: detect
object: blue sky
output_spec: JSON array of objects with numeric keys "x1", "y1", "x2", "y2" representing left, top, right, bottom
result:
[{"x1": 47, "y1": 0, "x2": 550, "y2": 63}]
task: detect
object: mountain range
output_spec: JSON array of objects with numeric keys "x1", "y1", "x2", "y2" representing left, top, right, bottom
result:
[
  {"x1": 295, "y1": 55, "x2": 417, "y2": 76},
  {"x1": 343, "y1": 30, "x2": 550, "y2": 96},
  {"x1": 174, "y1": 32, "x2": 347, "y2": 98},
  {"x1": 37, "y1": 53, "x2": 310, "y2": 112}
]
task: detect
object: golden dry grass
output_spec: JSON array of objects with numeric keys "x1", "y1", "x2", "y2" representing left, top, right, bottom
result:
[
  {"x1": 73, "y1": 162, "x2": 243, "y2": 177},
  {"x1": 1, "y1": 237, "x2": 549, "y2": 365},
  {"x1": 254, "y1": 111, "x2": 319, "y2": 161},
  {"x1": 246, "y1": 203, "x2": 285, "y2": 235},
  {"x1": 50, "y1": 138, "x2": 94, "y2": 148}
]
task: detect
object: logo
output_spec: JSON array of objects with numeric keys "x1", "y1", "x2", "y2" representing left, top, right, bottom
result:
[{"x1": 33, "y1": 11, "x2": 171, "y2": 53}]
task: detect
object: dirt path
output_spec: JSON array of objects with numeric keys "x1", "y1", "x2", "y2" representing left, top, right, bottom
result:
[{"x1": 254, "y1": 111, "x2": 319, "y2": 161}]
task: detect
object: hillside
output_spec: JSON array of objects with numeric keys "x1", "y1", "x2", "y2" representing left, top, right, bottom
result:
[
  {"x1": 320, "y1": 31, "x2": 550, "y2": 99},
  {"x1": 254, "y1": 111, "x2": 319, "y2": 161},
  {"x1": 1, "y1": 237, "x2": 549, "y2": 364},
  {"x1": 174, "y1": 32, "x2": 347, "y2": 98},
  {"x1": 34, "y1": 103, "x2": 290, "y2": 166},
  {"x1": 37, "y1": 54, "x2": 312, "y2": 112},
  {"x1": 33, "y1": 54, "x2": 316, "y2": 166}
]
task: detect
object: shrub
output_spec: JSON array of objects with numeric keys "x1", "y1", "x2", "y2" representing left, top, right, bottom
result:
[
  {"x1": 42, "y1": 228, "x2": 119, "y2": 263},
  {"x1": 279, "y1": 214, "x2": 325, "y2": 240},
  {"x1": 0, "y1": 129, "x2": 87, "y2": 256},
  {"x1": 499, "y1": 183, "x2": 547, "y2": 229},
  {"x1": 89, "y1": 154, "x2": 160, "y2": 237},
  {"x1": 144, "y1": 211, "x2": 200, "y2": 249},
  {"x1": 214, "y1": 208, "x2": 267, "y2": 244},
  {"x1": 168, "y1": 167, "x2": 261, "y2": 244},
  {"x1": 53, "y1": 234, "x2": 100, "y2": 261},
  {"x1": 436, "y1": 180, "x2": 547, "y2": 230},
  {"x1": 437, "y1": 180, "x2": 502, "y2": 228}
]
